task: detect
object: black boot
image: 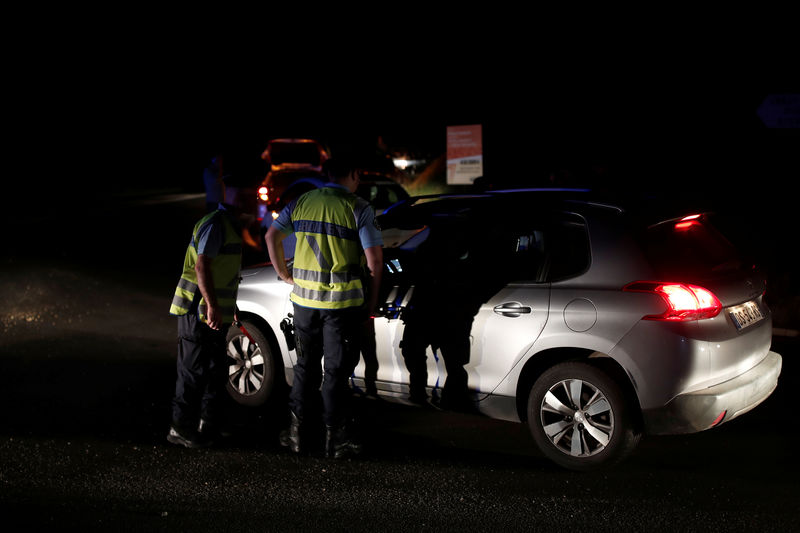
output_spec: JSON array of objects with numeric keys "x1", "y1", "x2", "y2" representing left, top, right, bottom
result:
[
  {"x1": 324, "y1": 425, "x2": 363, "y2": 459},
  {"x1": 167, "y1": 422, "x2": 210, "y2": 449},
  {"x1": 279, "y1": 411, "x2": 303, "y2": 453}
]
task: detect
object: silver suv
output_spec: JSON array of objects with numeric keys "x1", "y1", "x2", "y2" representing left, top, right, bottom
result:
[{"x1": 228, "y1": 189, "x2": 782, "y2": 470}]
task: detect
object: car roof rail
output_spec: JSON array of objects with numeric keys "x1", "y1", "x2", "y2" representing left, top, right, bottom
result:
[{"x1": 488, "y1": 187, "x2": 593, "y2": 194}]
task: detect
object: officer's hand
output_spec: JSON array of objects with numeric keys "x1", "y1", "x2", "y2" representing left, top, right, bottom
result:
[{"x1": 206, "y1": 305, "x2": 222, "y2": 330}]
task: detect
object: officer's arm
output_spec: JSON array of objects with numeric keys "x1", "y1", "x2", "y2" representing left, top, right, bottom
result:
[
  {"x1": 195, "y1": 254, "x2": 221, "y2": 330},
  {"x1": 265, "y1": 225, "x2": 293, "y2": 285},
  {"x1": 364, "y1": 245, "x2": 383, "y2": 317}
]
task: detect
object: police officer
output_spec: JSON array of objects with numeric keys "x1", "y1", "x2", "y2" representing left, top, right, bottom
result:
[
  {"x1": 400, "y1": 223, "x2": 474, "y2": 409},
  {"x1": 265, "y1": 156, "x2": 383, "y2": 458},
  {"x1": 168, "y1": 200, "x2": 242, "y2": 448}
]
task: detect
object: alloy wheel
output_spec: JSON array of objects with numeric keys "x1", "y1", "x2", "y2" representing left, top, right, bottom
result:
[
  {"x1": 227, "y1": 333, "x2": 266, "y2": 397},
  {"x1": 539, "y1": 378, "x2": 614, "y2": 457}
]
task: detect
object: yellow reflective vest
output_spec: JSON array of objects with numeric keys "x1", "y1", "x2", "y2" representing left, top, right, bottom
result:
[
  {"x1": 169, "y1": 208, "x2": 242, "y2": 323},
  {"x1": 290, "y1": 187, "x2": 368, "y2": 309}
]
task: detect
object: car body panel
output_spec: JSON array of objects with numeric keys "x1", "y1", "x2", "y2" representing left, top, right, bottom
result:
[
  {"x1": 470, "y1": 285, "x2": 550, "y2": 396},
  {"x1": 361, "y1": 284, "x2": 553, "y2": 401},
  {"x1": 642, "y1": 350, "x2": 781, "y2": 434},
  {"x1": 237, "y1": 265, "x2": 295, "y2": 369}
]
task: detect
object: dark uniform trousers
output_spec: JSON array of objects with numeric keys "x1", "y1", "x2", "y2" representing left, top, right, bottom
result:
[
  {"x1": 290, "y1": 304, "x2": 362, "y2": 428},
  {"x1": 172, "y1": 313, "x2": 229, "y2": 430},
  {"x1": 401, "y1": 282, "x2": 477, "y2": 410},
  {"x1": 401, "y1": 309, "x2": 473, "y2": 406}
]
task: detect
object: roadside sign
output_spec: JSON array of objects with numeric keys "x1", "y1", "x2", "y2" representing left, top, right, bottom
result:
[{"x1": 447, "y1": 124, "x2": 484, "y2": 185}]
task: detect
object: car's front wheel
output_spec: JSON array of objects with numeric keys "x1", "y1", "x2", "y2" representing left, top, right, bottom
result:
[
  {"x1": 527, "y1": 361, "x2": 640, "y2": 471},
  {"x1": 225, "y1": 320, "x2": 278, "y2": 406}
]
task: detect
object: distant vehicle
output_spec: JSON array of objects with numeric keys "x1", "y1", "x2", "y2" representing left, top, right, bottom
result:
[
  {"x1": 229, "y1": 189, "x2": 782, "y2": 471},
  {"x1": 255, "y1": 138, "x2": 329, "y2": 221},
  {"x1": 256, "y1": 168, "x2": 327, "y2": 222},
  {"x1": 260, "y1": 138, "x2": 329, "y2": 173}
]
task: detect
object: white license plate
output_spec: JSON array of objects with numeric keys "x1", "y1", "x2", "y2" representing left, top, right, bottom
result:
[{"x1": 728, "y1": 301, "x2": 764, "y2": 331}]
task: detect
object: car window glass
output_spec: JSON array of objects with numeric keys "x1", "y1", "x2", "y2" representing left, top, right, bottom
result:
[
  {"x1": 507, "y1": 230, "x2": 547, "y2": 282},
  {"x1": 357, "y1": 183, "x2": 408, "y2": 210},
  {"x1": 548, "y1": 218, "x2": 590, "y2": 281},
  {"x1": 643, "y1": 216, "x2": 742, "y2": 278},
  {"x1": 501, "y1": 213, "x2": 589, "y2": 283},
  {"x1": 383, "y1": 202, "x2": 590, "y2": 284}
]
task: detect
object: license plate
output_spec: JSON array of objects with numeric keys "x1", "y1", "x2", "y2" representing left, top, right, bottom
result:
[{"x1": 728, "y1": 301, "x2": 764, "y2": 331}]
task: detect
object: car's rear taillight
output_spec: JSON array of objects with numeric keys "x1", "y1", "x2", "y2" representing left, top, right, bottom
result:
[
  {"x1": 623, "y1": 281, "x2": 722, "y2": 321},
  {"x1": 674, "y1": 214, "x2": 701, "y2": 230}
]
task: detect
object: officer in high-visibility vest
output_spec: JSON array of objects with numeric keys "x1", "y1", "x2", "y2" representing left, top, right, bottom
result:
[
  {"x1": 266, "y1": 156, "x2": 383, "y2": 458},
  {"x1": 168, "y1": 199, "x2": 242, "y2": 448}
]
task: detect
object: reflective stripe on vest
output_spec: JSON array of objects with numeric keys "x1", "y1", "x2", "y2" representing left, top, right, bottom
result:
[
  {"x1": 290, "y1": 187, "x2": 367, "y2": 309},
  {"x1": 169, "y1": 209, "x2": 241, "y2": 323}
]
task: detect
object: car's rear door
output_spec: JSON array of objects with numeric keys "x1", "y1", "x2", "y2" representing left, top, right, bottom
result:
[{"x1": 469, "y1": 283, "x2": 550, "y2": 397}]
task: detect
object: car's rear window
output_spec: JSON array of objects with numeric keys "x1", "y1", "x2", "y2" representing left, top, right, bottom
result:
[
  {"x1": 268, "y1": 143, "x2": 323, "y2": 167},
  {"x1": 642, "y1": 215, "x2": 742, "y2": 278}
]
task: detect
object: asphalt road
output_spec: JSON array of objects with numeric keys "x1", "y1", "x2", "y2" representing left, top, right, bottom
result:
[{"x1": 1, "y1": 192, "x2": 798, "y2": 532}]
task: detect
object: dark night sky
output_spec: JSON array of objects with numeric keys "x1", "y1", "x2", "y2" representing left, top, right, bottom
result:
[
  {"x1": 8, "y1": 28, "x2": 797, "y2": 219},
  {"x1": 119, "y1": 76, "x2": 795, "y2": 200}
]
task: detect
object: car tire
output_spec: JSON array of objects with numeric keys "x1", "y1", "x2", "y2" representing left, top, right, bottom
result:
[
  {"x1": 527, "y1": 361, "x2": 640, "y2": 471},
  {"x1": 225, "y1": 320, "x2": 277, "y2": 407}
]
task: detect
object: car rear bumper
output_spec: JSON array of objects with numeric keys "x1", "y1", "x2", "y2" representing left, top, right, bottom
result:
[{"x1": 643, "y1": 350, "x2": 782, "y2": 435}]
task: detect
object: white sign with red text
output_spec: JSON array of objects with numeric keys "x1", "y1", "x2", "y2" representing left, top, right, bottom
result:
[{"x1": 447, "y1": 124, "x2": 483, "y2": 185}]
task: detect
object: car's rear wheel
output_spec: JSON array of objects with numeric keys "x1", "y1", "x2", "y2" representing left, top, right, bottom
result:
[
  {"x1": 225, "y1": 320, "x2": 277, "y2": 406},
  {"x1": 527, "y1": 361, "x2": 640, "y2": 471}
]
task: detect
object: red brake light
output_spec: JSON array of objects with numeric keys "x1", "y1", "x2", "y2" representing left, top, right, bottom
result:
[
  {"x1": 674, "y1": 221, "x2": 697, "y2": 229},
  {"x1": 623, "y1": 281, "x2": 722, "y2": 321},
  {"x1": 675, "y1": 214, "x2": 702, "y2": 230},
  {"x1": 709, "y1": 410, "x2": 727, "y2": 428}
]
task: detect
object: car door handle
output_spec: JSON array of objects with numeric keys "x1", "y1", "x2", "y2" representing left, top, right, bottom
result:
[{"x1": 493, "y1": 303, "x2": 532, "y2": 317}]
